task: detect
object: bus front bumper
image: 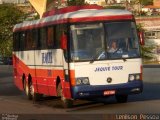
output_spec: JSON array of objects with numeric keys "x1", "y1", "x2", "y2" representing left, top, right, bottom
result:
[{"x1": 71, "y1": 81, "x2": 143, "y2": 99}]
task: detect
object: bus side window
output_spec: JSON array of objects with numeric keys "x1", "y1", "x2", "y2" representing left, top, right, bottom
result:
[
  {"x1": 47, "y1": 26, "x2": 55, "y2": 48},
  {"x1": 13, "y1": 32, "x2": 20, "y2": 51},
  {"x1": 55, "y1": 24, "x2": 67, "y2": 49},
  {"x1": 55, "y1": 25, "x2": 62, "y2": 48},
  {"x1": 25, "y1": 30, "x2": 32, "y2": 50},
  {"x1": 19, "y1": 32, "x2": 25, "y2": 51},
  {"x1": 32, "y1": 29, "x2": 38, "y2": 49},
  {"x1": 40, "y1": 28, "x2": 47, "y2": 49}
]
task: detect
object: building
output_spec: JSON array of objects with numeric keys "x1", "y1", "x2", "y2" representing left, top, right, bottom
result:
[
  {"x1": 141, "y1": 0, "x2": 160, "y2": 14},
  {"x1": 116, "y1": 0, "x2": 131, "y2": 3},
  {"x1": 154, "y1": 0, "x2": 160, "y2": 7},
  {"x1": 85, "y1": 0, "x2": 106, "y2": 6},
  {"x1": 85, "y1": 0, "x2": 132, "y2": 6}
]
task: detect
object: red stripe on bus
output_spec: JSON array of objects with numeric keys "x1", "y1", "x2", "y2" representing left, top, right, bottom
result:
[
  {"x1": 69, "y1": 15, "x2": 133, "y2": 23},
  {"x1": 13, "y1": 54, "x2": 64, "y2": 77},
  {"x1": 13, "y1": 19, "x2": 68, "y2": 32},
  {"x1": 13, "y1": 15, "x2": 133, "y2": 32},
  {"x1": 13, "y1": 54, "x2": 72, "y2": 98}
]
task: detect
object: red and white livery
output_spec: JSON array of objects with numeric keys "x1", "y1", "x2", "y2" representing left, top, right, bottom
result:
[{"x1": 13, "y1": 5, "x2": 143, "y2": 108}]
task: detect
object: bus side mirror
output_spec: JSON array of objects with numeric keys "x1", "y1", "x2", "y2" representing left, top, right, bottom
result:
[
  {"x1": 138, "y1": 31, "x2": 145, "y2": 45},
  {"x1": 60, "y1": 33, "x2": 67, "y2": 50}
]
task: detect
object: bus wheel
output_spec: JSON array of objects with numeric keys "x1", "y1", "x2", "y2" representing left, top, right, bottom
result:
[
  {"x1": 29, "y1": 81, "x2": 42, "y2": 102},
  {"x1": 115, "y1": 95, "x2": 128, "y2": 103},
  {"x1": 57, "y1": 84, "x2": 73, "y2": 108},
  {"x1": 24, "y1": 80, "x2": 32, "y2": 100}
]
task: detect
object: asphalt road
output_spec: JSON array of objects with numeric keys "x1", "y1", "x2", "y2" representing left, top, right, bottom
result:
[{"x1": 0, "y1": 65, "x2": 160, "y2": 120}]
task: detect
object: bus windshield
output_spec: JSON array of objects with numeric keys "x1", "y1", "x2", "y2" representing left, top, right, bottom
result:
[{"x1": 70, "y1": 21, "x2": 140, "y2": 62}]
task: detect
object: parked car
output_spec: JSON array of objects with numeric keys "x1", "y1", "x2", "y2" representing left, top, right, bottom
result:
[
  {"x1": 0, "y1": 57, "x2": 13, "y2": 65},
  {"x1": 3, "y1": 57, "x2": 13, "y2": 65}
]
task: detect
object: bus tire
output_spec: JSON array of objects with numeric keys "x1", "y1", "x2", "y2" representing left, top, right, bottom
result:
[
  {"x1": 57, "y1": 83, "x2": 73, "y2": 108},
  {"x1": 33, "y1": 93, "x2": 42, "y2": 102},
  {"x1": 24, "y1": 80, "x2": 32, "y2": 100},
  {"x1": 29, "y1": 81, "x2": 42, "y2": 102},
  {"x1": 115, "y1": 95, "x2": 128, "y2": 103},
  {"x1": 22, "y1": 75, "x2": 26, "y2": 90}
]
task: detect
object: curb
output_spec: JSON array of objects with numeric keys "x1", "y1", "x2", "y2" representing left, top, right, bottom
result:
[{"x1": 143, "y1": 64, "x2": 160, "y2": 68}]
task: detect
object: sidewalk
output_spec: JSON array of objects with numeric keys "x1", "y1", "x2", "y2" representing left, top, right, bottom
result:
[
  {"x1": 143, "y1": 64, "x2": 160, "y2": 68},
  {"x1": 0, "y1": 65, "x2": 13, "y2": 74}
]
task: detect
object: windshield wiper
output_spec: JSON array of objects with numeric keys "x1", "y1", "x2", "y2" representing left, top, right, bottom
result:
[
  {"x1": 122, "y1": 58, "x2": 127, "y2": 62},
  {"x1": 90, "y1": 51, "x2": 105, "y2": 63},
  {"x1": 122, "y1": 54, "x2": 129, "y2": 62},
  {"x1": 90, "y1": 54, "x2": 98, "y2": 63},
  {"x1": 90, "y1": 52, "x2": 102, "y2": 63}
]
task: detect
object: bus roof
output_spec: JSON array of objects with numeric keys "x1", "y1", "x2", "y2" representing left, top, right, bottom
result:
[
  {"x1": 42, "y1": 5, "x2": 104, "y2": 17},
  {"x1": 13, "y1": 7, "x2": 133, "y2": 32}
]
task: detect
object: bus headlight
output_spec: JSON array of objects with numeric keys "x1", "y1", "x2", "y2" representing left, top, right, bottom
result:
[
  {"x1": 76, "y1": 77, "x2": 90, "y2": 85},
  {"x1": 135, "y1": 74, "x2": 140, "y2": 80},
  {"x1": 76, "y1": 78, "x2": 82, "y2": 85},
  {"x1": 129, "y1": 74, "x2": 141, "y2": 82},
  {"x1": 82, "y1": 78, "x2": 89, "y2": 84},
  {"x1": 129, "y1": 75, "x2": 135, "y2": 81}
]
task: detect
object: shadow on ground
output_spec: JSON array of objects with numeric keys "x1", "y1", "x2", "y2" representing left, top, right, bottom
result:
[{"x1": 31, "y1": 82, "x2": 160, "y2": 111}]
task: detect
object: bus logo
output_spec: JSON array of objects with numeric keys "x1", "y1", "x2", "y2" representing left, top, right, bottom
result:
[
  {"x1": 42, "y1": 52, "x2": 52, "y2": 64},
  {"x1": 107, "y1": 77, "x2": 112, "y2": 83}
]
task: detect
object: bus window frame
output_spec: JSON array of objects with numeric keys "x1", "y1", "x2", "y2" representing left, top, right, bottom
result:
[{"x1": 68, "y1": 20, "x2": 141, "y2": 62}]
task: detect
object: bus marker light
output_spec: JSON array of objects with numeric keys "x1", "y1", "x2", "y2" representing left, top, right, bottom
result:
[{"x1": 104, "y1": 90, "x2": 115, "y2": 95}]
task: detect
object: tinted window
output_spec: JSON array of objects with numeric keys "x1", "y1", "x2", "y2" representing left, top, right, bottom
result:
[
  {"x1": 40, "y1": 28, "x2": 47, "y2": 49},
  {"x1": 47, "y1": 26, "x2": 55, "y2": 48},
  {"x1": 19, "y1": 32, "x2": 25, "y2": 50},
  {"x1": 13, "y1": 33, "x2": 20, "y2": 51}
]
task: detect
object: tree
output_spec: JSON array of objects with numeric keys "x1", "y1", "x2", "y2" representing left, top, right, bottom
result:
[
  {"x1": 0, "y1": 4, "x2": 26, "y2": 57},
  {"x1": 137, "y1": 23, "x2": 156, "y2": 61},
  {"x1": 141, "y1": 0, "x2": 153, "y2": 6},
  {"x1": 132, "y1": 0, "x2": 153, "y2": 6},
  {"x1": 141, "y1": 40, "x2": 156, "y2": 60},
  {"x1": 105, "y1": 0, "x2": 116, "y2": 5},
  {"x1": 105, "y1": 5, "x2": 125, "y2": 9},
  {"x1": 67, "y1": 0, "x2": 87, "y2": 6}
]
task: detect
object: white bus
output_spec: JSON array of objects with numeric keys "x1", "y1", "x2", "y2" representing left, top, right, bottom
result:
[{"x1": 13, "y1": 5, "x2": 143, "y2": 108}]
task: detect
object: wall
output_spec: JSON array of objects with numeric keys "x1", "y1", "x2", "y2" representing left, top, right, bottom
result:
[
  {"x1": 136, "y1": 17, "x2": 160, "y2": 31},
  {"x1": 154, "y1": 0, "x2": 160, "y2": 7}
]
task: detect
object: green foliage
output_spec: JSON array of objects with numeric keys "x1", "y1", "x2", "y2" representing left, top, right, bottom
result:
[
  {"x1": 133, "y1": 0, "x2": 153, "y2": 5},
  {"x1": 67, "y1": 0, "x2": 87, "y2": 6},
  {"x1": 0, "y1": 4, "x2": 26, "y2": 57},
  {"x1": 136, "y1": 23, "x2": 145, "y2": 31},
  {"x1": 136, "y1": 23, "x2": 156, "y2": 60},
  {"x1": 105, "y1": 6, "x2": 125, "y2": 9},
  {"x1": 141, "y1": 41, "x2": 156, "y2": 60},
  {"x1": 141, "y1": 0, "x2": 153, "y2": 6}
]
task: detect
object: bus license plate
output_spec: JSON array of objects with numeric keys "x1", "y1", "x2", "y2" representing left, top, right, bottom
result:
[{"x1": 104, "y1": 90, "x2": 115, "y2": 95}]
